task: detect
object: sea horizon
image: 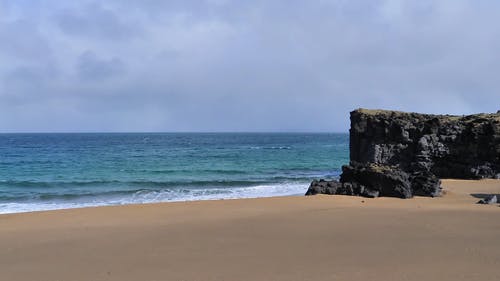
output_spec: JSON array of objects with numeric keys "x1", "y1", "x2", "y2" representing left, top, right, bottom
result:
[{"x1": 0, "y1": 131, "x2": 347, "y2": 134}]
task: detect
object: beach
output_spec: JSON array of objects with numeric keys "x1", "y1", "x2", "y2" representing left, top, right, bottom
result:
[{"x1": 1, "y1": 179, "x2": 499, "y2": 281}]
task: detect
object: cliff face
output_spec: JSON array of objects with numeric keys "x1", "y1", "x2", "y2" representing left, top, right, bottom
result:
[{"x1": 307, "y1": 109, "x2": 500, "y2": 198}]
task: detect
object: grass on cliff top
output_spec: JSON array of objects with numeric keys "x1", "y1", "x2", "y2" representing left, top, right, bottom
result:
[{"x1": 355, "y1": 108, "x2": 500, "y2": 121}]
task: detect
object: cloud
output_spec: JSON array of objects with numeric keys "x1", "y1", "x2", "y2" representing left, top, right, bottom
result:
[
  {"x1": 77, "y1": 51, "x2": 125, "y2": 81},
  {"x1": 1, "y1": 0, "x2": 500, "y2": 132},
  {"x1": 55, "y1": 2, "x2": 141, "y2": 40},
  {"x1": 0, "y1": 20, "x2": 51, "y2": 60}
]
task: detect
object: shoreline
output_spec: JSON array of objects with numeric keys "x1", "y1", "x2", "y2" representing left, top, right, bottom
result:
[
  {"x1": 1, "y1": 179, "x2": 499, "y2": 281},
  {"x1": 1, "y1": 178, "x2": 497, "y2": 216},
  {"x1": 0, "y1": 188, "x2": 309, "y2": 216},
  {"x1": 0, "y1": 193, "x2": 306, "y2": 217}
]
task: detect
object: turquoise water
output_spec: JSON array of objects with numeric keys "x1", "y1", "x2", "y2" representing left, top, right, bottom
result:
[{"x1": 0, "y1": 133, "x2": 348, "y2": 213}]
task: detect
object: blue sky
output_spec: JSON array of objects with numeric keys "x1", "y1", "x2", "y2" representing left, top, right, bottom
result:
[{"x1": 1, "y1": 0, "x2": 499, "y2": 132}]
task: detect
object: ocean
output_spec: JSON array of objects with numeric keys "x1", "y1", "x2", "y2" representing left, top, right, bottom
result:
[{"x1": 0, "y1": 133, "x2": 348, "y2": 214}]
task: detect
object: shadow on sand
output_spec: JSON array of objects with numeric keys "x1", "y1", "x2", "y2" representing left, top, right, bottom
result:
[{"x1": 470, "y1": 193, "x2": 500, "y2": 199}]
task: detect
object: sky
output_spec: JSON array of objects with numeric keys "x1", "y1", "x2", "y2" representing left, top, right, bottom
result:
[{"x1": 1, "y1": 0, "x2": 499, "y2": 132}]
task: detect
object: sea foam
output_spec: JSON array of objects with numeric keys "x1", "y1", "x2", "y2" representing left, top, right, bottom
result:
[{"x1": 0, "y1": 182, "x2": 308, "y2": 214}]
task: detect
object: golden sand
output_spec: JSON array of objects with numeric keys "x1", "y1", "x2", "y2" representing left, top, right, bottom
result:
[{"x1": 1, "y1": 179, "x2": 499, "y2": 281}]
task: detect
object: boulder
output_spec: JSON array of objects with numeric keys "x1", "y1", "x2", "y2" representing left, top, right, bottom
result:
[
  {"x1": 477, "y1": 195, "x2": 498, "y2": 205},
  {"x1": 340, "y1": 163, "x2": 412, "y2": 198},
  {"x1": 305, "y1": 179, "x2": 342, "y2": 195}
]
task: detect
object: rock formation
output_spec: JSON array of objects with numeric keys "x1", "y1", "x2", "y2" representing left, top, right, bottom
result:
[
  {"x1": 307, "y1": 109, "x2": 500, "y2": 198},
  {"x1": 477, "y1": 194, "x2": 498, "y2": 204}
]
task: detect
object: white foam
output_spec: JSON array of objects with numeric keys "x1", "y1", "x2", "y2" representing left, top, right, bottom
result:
[{"x1": 0, "y1": 182, "x2": 309, "y2": 214}]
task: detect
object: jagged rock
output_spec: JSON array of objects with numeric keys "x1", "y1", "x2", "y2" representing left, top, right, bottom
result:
[
  {"x1": 410, "y1": 171, "x2": 441, "y2": 197},
  {"x1": 349, "y1": 109, "x2": 500, "y2": 180},
  {"x1": 307, "y1": 108, "x2": 500, "y2": 199},
  {"x1": 477, "y1": 195, "x2": 498, "y2": 204},
  {"x1": 305, "y1": 179, "x2": 342, "y2": 195},
  {"x1": 336, "y1": 181, "x2": 380, "y2": 198},
  {"x1": 306, "y1": 179, "x2": 381, "y2": 198},
  {"x1": 340, "y1": 163, "x2": 412, "y2": 198}
]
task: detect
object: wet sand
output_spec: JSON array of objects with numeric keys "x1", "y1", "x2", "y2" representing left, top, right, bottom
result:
[{"x1": 1, "y1": 179, "x2": 499, "y2": 281}]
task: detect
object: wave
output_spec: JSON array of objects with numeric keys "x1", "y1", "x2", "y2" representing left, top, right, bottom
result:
[
  {"x1": 0, "y1": 170, "x2": 340, "y2": 190},
  {"x1": 0, "y1": 182, "x2": 309, "y2": 214},
  {"x1": 0, "y1": 179, "x2": 281, "y2": 189},
  {"x1": 147, "y1": 169, "x2": 248, "y2": 175}
]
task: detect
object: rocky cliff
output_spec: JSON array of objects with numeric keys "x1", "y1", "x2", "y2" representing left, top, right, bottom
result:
[{"x1": 307, "y1": 109, "x2": 500, "y2": 198}]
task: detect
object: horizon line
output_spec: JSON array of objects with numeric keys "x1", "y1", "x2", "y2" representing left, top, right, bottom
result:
[{"x1": 0, "y1": 131, "x2": 348, "y2": 134}]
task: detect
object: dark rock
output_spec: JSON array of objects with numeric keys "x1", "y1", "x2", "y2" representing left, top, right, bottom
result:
[
  {"x1": 305, "y1": 179, "x2": 342, "y2": 195},
  {"x1": 340, "y1": 163, "x2": 412, "y2": 198},
  {"x1": 477, "y1": 194, "x2": 498, "y2": 204},
  {"x1": 306, "y1": 178, "x2": 381, "y2": 198},
  {"x1": 349, "y1": 109, "x2": 500, "y2": 180},
  {"x1": 410, "y1": 171, "x2": 441, "y2": 197},
  {"x1": 307, "y1": 108, "x2": 500, "y2": 198},
  {"x1": 361, "y1": 188, "x2": 380, "y2": 198}
]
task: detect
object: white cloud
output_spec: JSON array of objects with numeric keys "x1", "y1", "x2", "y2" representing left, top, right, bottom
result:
[{"x1": 1, "y1": 0, "x2": 500, "y2": 132}]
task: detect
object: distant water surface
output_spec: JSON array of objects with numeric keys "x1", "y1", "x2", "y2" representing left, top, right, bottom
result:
[{"x1": 0, "y1": 133, "x2": 348, "y2": 214}]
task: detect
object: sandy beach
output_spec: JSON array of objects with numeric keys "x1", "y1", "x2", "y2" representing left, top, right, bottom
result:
[{"x1": 1, "y1": 179, "x2": 499, "y2": 281}]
